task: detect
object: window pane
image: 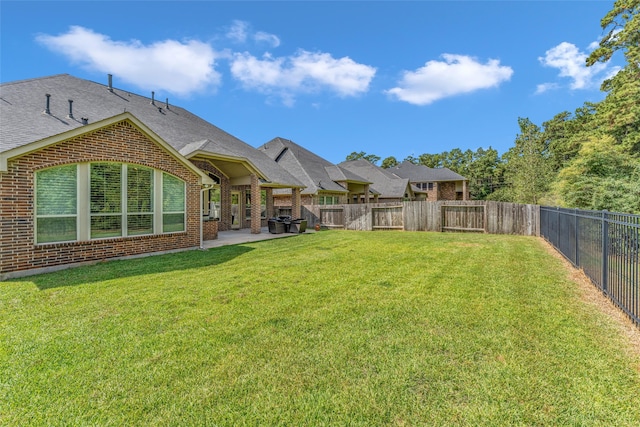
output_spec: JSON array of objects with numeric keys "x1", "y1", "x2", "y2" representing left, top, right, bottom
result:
[
  {"x1": 209, "y1": 187, "x2": 220, "y2": 220},
  {"x1": 163, "y1": 173, "x2": 185, "y2": 233},
  {"x1": 128, "y1": 166, "x2": 153, "y2": 213},
  {"x1": 91, "y1": 216, "x2": 122, "y2": 238},
  {"x1": 163, "y1": 213, "x2": 185, "y2": 232},
  {"x1": 91, "y1": 163, "x2": 121, "y2": 214},
  {"x1": 37, "y1": 217, "x2": 77, "y2": 243},
  {"x1": 36, "y1": 165, "x2": 77, "y2": 215},
  {"x1": 128, "y1": 214, "x2": 153, "y2": 236},
  {"x1": 163, "y1": 173, "x2": 185, "y2": 212}
]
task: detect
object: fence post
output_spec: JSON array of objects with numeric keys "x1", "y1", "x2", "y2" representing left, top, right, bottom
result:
[
  {"x1": 574, "y1": 208, "x2": 579, "y2": 266},
  {"x1": 602, "y1": 210, "x2": 609, "y2": 295}
]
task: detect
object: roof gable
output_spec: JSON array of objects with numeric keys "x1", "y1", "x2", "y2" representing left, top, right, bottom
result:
[
  {"x1": 258, "y1": 137, "x2": 371, "y2": 194},
  {"x1": 0, "y1": 112, "x2": 212, "y2": 185}
]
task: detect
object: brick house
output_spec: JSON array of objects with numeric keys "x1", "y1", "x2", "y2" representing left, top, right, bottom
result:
[
  {"x1": 0, "y1": 74, "x2": 304, "y2": 278},
  {"x1": 338, "y1": 159, "x2": 428, "y2": 203},
  {"x1": 257, "y1": 137, "x2": 376, "y2": 213},
  {"x1": 388, "y1": 161, "x2": 469, "y2": 201}
]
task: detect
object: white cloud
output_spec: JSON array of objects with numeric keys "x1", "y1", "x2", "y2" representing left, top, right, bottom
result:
[
  {"x1": 226, "y1": 20, "x2": 249, "y2": 43},
  {"x1": 535, "y1": 82, "x2": 560, "y2": 95},
  {"x1": 36, "y1": 26, "x2": 221, "y2": 97},
  {"x1": 385, "y1": 54, "x2": 513, "y2": 105},
  {"x1": 537, "y1": 41, "x2": 619, "y2": 92},
  {"x1": 254, "y1": 31, "x2": 280, "y2": 48},
  {"x1": 226, "y1": 20, "x2": 280, "y2": 48},
  {"x1": 230, "y1": 50, "x2": 376, "y2": 104}
]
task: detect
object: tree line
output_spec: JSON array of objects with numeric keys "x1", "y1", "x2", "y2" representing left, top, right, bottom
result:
[{"x1": 346, "y1": 0, "x2": 639, "y2": 214}]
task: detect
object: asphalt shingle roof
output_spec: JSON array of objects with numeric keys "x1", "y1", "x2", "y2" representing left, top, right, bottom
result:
[
  {"x1": 258, "y1": 137, "x2": 371, "y2": 195},
  {"x1": 338, "y1": 159, "x2": 412, "y2": 199},
  {"x1": 389, "y1": 161, "x2": 466, "y2": 182},
  {"x1": 0, "y1": 74, "x2": 303, "y2": 187}
]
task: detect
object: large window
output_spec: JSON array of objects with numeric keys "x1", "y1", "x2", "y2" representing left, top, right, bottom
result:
[
  {"x1": 127, "y1": 166, "x2": 154, "y2": 235},
  {"x1": 90, "y1": 163, "x2": 123, "y2": 238},
  {"x1": 35, "y1": 163, "x2": 185, "y2": 243},
  {"x1": 36, "y1": 165, "x2": 78, "y2": 243},
  {"x1": 204, "y1": 187, "x2": 221, "y2": 220},
  {"x1": 162, "y1": 173, "x2": 185, "y2": 232}
]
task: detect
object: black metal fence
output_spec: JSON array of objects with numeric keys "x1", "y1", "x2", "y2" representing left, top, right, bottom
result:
[{"x1": 540, "y1": 207, "x2": 639, "y2": 326}]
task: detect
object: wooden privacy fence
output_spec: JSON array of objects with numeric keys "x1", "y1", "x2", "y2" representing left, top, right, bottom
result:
[{"x1": 302, "y1": 201, "x2": 540, "y2": 236}]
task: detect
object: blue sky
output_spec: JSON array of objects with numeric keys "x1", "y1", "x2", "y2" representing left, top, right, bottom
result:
[{"x1": 0, "y1": 1, "x2": 623, "y2": 164}]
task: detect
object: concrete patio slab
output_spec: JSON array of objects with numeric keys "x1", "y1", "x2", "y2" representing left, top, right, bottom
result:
[{"x1": 201, "y1": 227, "x2": 313, "y2": 249}]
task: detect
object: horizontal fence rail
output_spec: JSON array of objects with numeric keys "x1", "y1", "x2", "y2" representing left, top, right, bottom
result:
[{"x1": 540, "y1": 207, "x2": 639, "y2": 327}]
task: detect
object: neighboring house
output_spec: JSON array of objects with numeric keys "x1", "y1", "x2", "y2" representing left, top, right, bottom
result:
[
  {"x1": 388, "y1": 161, "x2": 469, "y2": 201},
  {"x1": 0, "y1": 74, "x2": 304, "y2": 278},
  {"x1": 258, "y1": 137, "x2": 376, "y2": 213},
  {"x1": 338, "y1": 159, "x2": 427, "y2": 203}
]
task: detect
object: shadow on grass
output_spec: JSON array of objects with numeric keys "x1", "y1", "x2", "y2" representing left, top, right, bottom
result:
[{"x1": 27, "y1": 245, "x2": 254, "y2": 290}]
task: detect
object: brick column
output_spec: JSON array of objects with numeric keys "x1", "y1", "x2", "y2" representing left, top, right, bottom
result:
[
  {"x1": 250, "y1": 174, "x2": 261, "y2": 234},
  {"x1": 265, "y1": 187, "x2": 274, "y2": 219},
  {"x1": 220, "y1": 178, "x2": 231, "y2": 231},
  {"x1": 291, "y1": 187, "x2": 301, "y2": 219},
  {"x1": 463, "y1": 180, "x2": 468, "y2": 200}
]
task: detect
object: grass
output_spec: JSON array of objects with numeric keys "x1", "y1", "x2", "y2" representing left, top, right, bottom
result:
[{"x1": 1, "y1": 231, "x2": 639, "y2": 426}]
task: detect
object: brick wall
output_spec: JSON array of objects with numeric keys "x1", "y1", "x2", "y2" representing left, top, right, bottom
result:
[
  {"x1": 203, "y1": 219, "x2": 218, "y2": 241},
  {"x1": 0, "y1": 120, "x2": 202, "y2": 276},
  {"x1": 438, "y1": 182, "x2": 457, "y2": 201}
]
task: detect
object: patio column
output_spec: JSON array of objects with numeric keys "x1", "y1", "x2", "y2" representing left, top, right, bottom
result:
[
  {"x1": 363, "y1": 184, "x2": 370, "y2": 204},
  {"x1": 463, "y1": 180, "x2": 468, "y2": 200},
  {"x1": 250, "y1": 174, "x2": 261, "y2": 234},
  {"x1": 292, "y1": 187, "x2": 301, "y2": 219},
  {"x1": 265, "y1": 187, "x2": 274, "y2": 219},
  {"x1": 220, "y1": 178, "x2": 232, "y2": 231}
]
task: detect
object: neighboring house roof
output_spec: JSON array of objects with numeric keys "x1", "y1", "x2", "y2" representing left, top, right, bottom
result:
[
  {"x1": 0, "y1": 74, "x2": 303, "y2": 188},
  {"x1": 389, "y1": 161, "x2": 466, "y2": 182},
  {"x1": 258, "y1": 137, "x2": 372, "y2": 195},
  {"x1": 338, "y1": 159, "x2": 415, "y2": 199}
]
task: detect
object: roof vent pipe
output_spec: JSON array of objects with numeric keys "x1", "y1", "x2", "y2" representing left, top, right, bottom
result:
[
  {"x1": 150, "y1": 91, "x2": 155, "y2": 105},
  {"x1": 165, "y1": 98, "x2": 170, "y2": 109},
  {"x1": 67, "y1": 99, "x2": 74, "y2": 119},
  {"x1": 108, "y1": 74, "x2": 113, "y2": 92},
  {"x1": 43, "y1": 93, "x2": 51, "y2": 115}
]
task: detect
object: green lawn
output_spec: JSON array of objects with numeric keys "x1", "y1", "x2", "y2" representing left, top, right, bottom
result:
[{"x1": 1, "y1": 231, "x2": 639, "y2": 426}]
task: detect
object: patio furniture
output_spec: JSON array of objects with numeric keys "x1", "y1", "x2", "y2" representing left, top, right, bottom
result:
[
  {"x1": 268, "y1": 218, "x2": 286, "y2": 234},
  {"x1": 288, "y1": 219, "x2": 307, "y2": 233}
]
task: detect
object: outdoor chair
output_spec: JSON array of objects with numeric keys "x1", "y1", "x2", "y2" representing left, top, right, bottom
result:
[
  {"x1": 288, "y1": 219, "x2": 307, "y2": 233},
  {"x1": 268, "y1": 218, "x2": 286, "y2": 234}
]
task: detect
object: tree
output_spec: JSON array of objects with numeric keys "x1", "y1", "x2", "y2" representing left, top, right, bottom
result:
[
  {"x1": 467, "y1": 147, "x2": 504, "y2": 200},
  {"x1": 380, "y1": 156, "x2": 398, "y2": 169},
  {"x1": 417, "y1": 153, "x2": 443, "y2": 168},
  {"x1": 345, "y1": 151, "x2": 381, "y2": 165},
  {"x1": 403, "y1": 155, "x2": 419, "y2": 164},
  {"x1": 552, "y1": 136, "x2": 640, "y2": 213},
  {"x1": 587, "y1": 0, "x2": 640, "y2": 153},
  {"x1": 542, "y1": 104, "x2": 597, "y2": 171},
  {"x1": 587, "y1": 0, "x2": 639, "y2": 66},
  {"x1": 501, "y1": 118, "x2": 553, "y2": 204}
]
